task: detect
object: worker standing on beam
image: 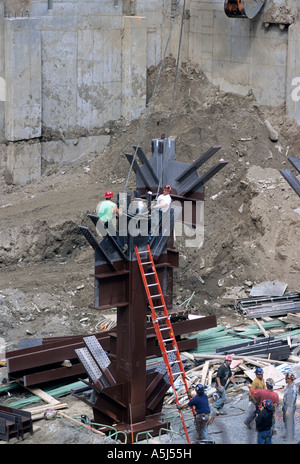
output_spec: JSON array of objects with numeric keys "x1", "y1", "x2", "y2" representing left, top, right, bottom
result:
[
  {"x1": 150, "y1": 184, "x2": 172, "y2": 240},
  {"x1": 211, "y1": 355, "x2": 236, "y2": 415},
  {"x1": 244, "y1": 367, "x2": 266, "y2": 429},
  {"x1": 153, "y1": 184, "x2": 172, "y2": 213},
  {"x1": 96, "y1": 190, "x2": 127, "y2": 252},
  {"x1": 177, "y1": 384, "x2": 211, "y2": 442},
  {"x1": 97, "y1": 190, "x2": 122, "y2": 226}
]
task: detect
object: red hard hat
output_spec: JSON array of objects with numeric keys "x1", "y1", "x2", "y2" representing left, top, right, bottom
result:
[
  {"x1": 163, "y1": 184, "x2": 171, "y2": 191},
  {"x1": 225, "y1": 355, "x2": 232, "y2": 361},
  {"x1": 105, "y1": 190, "x2": 113, "y2": 198}
]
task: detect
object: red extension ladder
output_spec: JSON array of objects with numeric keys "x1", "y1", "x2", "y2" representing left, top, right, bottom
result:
[{"x1": 135, "y1": 245, "x2": 195, "y2": 444}]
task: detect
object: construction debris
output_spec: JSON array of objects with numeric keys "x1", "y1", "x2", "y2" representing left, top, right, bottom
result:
[
  {"x1": 249, "y1": 280, "x2": 288, "y2": 297},
  {"x1": 0, "y1": 316, "x2": 300, "y2": 444},
  {"x1": 235, "y1": 292, "x2": 300, "y2": 319},
  {"x1": 164, "y1": 354, "x2": 300, "y2": 406}
]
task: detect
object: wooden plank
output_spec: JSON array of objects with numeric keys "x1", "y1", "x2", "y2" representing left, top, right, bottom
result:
[
  {"x1": 22, "y1": 386, "x2": 61, "y2": 406},
  {"x1": 24, "y1": 403, "x2": 69, "y2": 415},
  {"x1": 285, "y1": 313, "x2": 300, "y2": 326},
  {"x1": 193, "y1": 353, "x2": 289, "y2": 365},
  {"x1": 200, "y1": 361, "x2": 210, "y2": 386},
  {"x1": 254, "y1": 318, "x2": 269, "y2": 337}
]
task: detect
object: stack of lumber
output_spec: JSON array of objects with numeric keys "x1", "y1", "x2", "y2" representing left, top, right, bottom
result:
[{"x1": 165, "y1": 355, "x2": 300, "y2": 407}]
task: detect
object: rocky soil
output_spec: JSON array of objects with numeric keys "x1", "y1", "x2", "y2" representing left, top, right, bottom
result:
[{"x1": 0, "y1": 56, "x2": 299, "y2": 444}]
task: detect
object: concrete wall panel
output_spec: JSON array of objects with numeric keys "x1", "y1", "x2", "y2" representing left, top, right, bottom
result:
[
  {"x1": 5, "y1": 20, "x2": 41, "y2": 141},
  {"x1": 1, "y1": 0, "x2": 300, "y2": 184},
  {"x1": 6, "y1": 141, "x2": 41, "y2": 183},
  {"x1": 41, "y1": 28, "x2": 77, "y2": 135}
]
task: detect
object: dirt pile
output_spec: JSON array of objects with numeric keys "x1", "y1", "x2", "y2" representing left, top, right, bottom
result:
[{"x1": 0, "y1": 56, "x2": 299, "y2": 345}]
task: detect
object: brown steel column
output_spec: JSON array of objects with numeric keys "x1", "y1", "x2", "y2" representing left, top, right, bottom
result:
[{"x1": 116, "y1": 258, "x2": 148, "y2": 424}]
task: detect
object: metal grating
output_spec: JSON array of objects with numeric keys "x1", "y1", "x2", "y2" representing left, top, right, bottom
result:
[
  {"x1": 155, "y1": 352, "x2": 180, "y2": 386},
  {"x1": 83, "y1": 336, "x2": 111, "y2": 370},
  {"x1": 75, "y1": 347, "x2": 103, "y2": 384}
]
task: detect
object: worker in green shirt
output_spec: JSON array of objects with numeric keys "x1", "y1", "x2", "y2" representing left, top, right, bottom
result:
[
  {"x1": 211, "y1": 355, "x2": 236, "y2": 415},
  {"x1": 97, "y1": 190, "x2": 122, "y2": 225},
  {"x1": 97, "y1": 190, "x2": 127, "y2": 252}
]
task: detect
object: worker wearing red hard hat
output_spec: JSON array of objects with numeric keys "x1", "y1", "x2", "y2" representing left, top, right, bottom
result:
[
  {"x1": 97, "y1": 191, "x2": 122, "y2": 224},
  {"x1": 211, "y1": 355, "x2": 236, "y2": 415},
  {"x1": 104, "y1": 190, "x2": 114, "y2": 199},
  {"x1": 97, "y1": 191, "x2": 127, "y2": 252}
]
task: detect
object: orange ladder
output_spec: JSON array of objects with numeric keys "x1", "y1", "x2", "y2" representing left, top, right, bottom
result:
[{"x1": 135, "y1": 245, "x2": 195, "y2": 444}]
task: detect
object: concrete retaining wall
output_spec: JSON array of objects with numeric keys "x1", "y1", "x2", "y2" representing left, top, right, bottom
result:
[{"x1": 0, "y1": 0, "x2": 299, "y2": 184}]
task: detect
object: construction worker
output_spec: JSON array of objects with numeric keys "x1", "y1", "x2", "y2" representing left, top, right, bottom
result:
[
  {"x1": 150, "y1": 184, "x2": 172, "y2": 240},
  {"x1": 211, "y1": 355, "x2": 236, "y2": 415},
  {"x1": 153, "y1": 184, "x2": 172, "y2": 213},
  {"x1": 177, "y1": 384, "x2": 211, "y2": 442},
  {"x1": 97, "y1": 191, "x2": 127, "y2": 252},
  {"x1": 248, "y1": 378, "x2": 279, "y2": 411},
  {"x1": 244, "y1": 367, "x2": 266, "y2": 429},
  {"x1": 248, "y1": 378, "x2": 279, "y2": 436},
  {"x1": 282, "y1": 372, "x2": 298, "y2": 441},
  {"x1": 97, "y1": 190, "x2": 122, "y2": 226},
  {"x1": 255, "y1": 399, "x2": 275, "y2": 444}
]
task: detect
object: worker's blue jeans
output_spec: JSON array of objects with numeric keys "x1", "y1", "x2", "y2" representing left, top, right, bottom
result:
[
  {"x1": 246, "y1": 401, "x2": 258, "y2": 423},
  {"x1": 213, "y1": 388, "x2": 227, "y2": 410},
  {"x1": 195, "y1": 414, "x2": 209, "y2": 441},
  {"x1": 257, "y1": 429, "x2": 272, "y2": 444}
]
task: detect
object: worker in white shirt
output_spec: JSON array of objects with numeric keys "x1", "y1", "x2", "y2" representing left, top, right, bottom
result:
[
  {"x1": 150, "y1": 185, "x2": 172, "y2": 240},
  {"x1": 153, "y1": 184, "x2": 172, "y2": 212}
]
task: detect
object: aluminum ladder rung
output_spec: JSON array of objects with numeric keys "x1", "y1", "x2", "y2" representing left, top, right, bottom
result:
[
  {"x1": 170, "y1": 373, "x2": 185, "y2": 379},
  {"x1": 141, "y1": 261, "x2": 152, "y2": 265},
  {"x1": 162, "y1": 338, "x2": 174, "y2": 343},
  {"x1": 166, "y1": 348, "x2": 177, "y2": 353},
  {"x1": 153, "y1": 305, "x2": 165, "y2": 309},
  {"x1": 147, "y1": 283, "x2": 159, "y2": 287},
  {"x1": 151, "y1": 294, "x2": 162, "y2": 298},
  {"x1": 145, "y1": 272, "x2": 155, "y2": 276}
]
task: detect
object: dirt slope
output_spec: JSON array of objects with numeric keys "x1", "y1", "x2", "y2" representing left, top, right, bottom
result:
[{"x1": 0, "y1": 57, "x2": 299, "y2": 345}]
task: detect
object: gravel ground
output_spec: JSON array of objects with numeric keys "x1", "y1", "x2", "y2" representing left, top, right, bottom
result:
[
  {"x1": 1, "y1": 390, "x2": 299, "y2": 446},
  {"x1": 155, "y1": 393, "x2": 300, "y2": 445}
]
